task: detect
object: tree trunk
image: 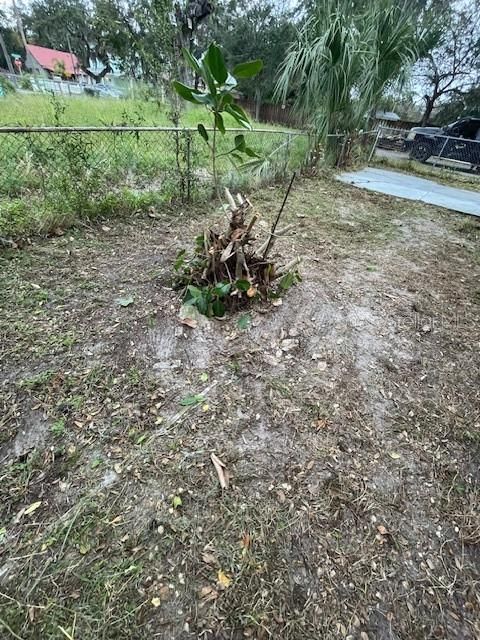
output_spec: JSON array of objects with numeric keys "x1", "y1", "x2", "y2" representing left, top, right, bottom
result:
[
  {"x1": 421, "y1": 96, "x2": 435, "y2": 126},
  {"x1": 255, "y1": 87, "x2": 261, "y2": 122},
  {"x1": 82, "y1": 63, "x2": 112, "y2": 84},
  {"x1": 0, "y1": 32, "x2": 14, "y2": 74}
]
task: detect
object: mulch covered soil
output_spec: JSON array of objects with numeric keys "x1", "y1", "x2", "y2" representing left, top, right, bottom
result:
[{"x1": 0, "y1": 176, "x2": 479, "y2": 640}]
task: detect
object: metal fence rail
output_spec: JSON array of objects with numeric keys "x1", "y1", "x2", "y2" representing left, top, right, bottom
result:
[
  {"x1": 0, "y1": 126, "x2": 309, "y2": 223},
  {"x1": 371, "y1": 125, "x2": 480, "y2": 173}
]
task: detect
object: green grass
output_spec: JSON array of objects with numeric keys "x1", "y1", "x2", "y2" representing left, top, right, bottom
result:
[
  {"x1": 0, "y1": 93, "x2": 286, "y2": 129},
  {"x1": 0, "y1": 94, "x2": 307, "y2": 239}
]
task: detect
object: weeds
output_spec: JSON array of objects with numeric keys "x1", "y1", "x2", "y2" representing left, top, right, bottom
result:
[
  {"x1": 0, "y1": 92, "x2": 306, "y2": 240},
  {"x1": 50, "y1": 418, "x2": 66, "y2": 437}
]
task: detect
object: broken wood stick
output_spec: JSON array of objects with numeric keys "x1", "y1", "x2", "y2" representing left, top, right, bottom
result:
[
  {"x1": 255, "y1": 223, "x2": 294, "y2": 257},
  {"x1": 225, "y1": 187, "x2": 237, "y2": 210},
  {"x1": 241, "y1": 214, "x2": 258, "y2": 245},
  {"x1": 211, "y1": 452, "x2": 229, "y2": 489},
  {"x1": 274, "y1": 256, "x2": 302, "y2": 279}
]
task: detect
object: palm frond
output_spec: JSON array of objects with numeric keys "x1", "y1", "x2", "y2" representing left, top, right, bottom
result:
[{"x1": 275, "y1": 0, "x2": 421, "y2": 163}]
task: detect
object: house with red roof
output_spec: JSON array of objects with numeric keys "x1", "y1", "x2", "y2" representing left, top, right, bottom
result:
[{"x1": 25, "y1": 44, "x2": 86, "y2": 80}]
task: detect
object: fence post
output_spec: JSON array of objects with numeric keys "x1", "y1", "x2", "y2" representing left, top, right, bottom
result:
[
  {"x1": 434, "y1": 136, "x2": 449, "y2": 168},
  {"x1": 174, "y1": 129, "x2": 182, "y2": 200},
  {"x1": 284, "y1": 133, "x2": 291, "y2": 176},
  {"x1": 186, "y1": 130, "x2": 192, "y2": 203},
  {"x1": 368, "y1": 127, "x2": 382, "y2": 163}
]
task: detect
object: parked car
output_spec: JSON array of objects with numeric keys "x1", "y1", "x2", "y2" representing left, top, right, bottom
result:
[{"x1": 404, "y1": 117, "x2": 480, "y2": 167}]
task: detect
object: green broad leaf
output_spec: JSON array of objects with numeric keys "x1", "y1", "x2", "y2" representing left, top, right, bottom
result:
[
  {"x1": 182, "y1": 48, "x2": 201, "y2": 74},
  {"x1": 172, "y1": 495, "x2": 183, "y2": 508},
  {"x1": 195, "y1": 294, "x2": 209, "y2": 316},
  {"x1": 213, "y1": 282, "x2": 231, "y2": 297},
  {"x1": 212, "y1": 299, "x2": 226, "y2": 317},
  {"x1": 234, "y1": 134, "x2": 246, "y2": 152},
  {"x1": 229, "y1": 103, "x2": 250, "y2": 122},
  {"x1": 180, "y1": 394, "x2": 204, "y2": 406},
  {"x1": 117, "y1": 295, "x2": 134, "y2": 307},
  {"x1": 225, "y1": 104, "x2": 252, "y2": 130},
  {"x1": 197, "y1": 123, "x2": 209, "y2": 142},
  {"x1": 219, "y1": 93, "x2": 233, "y2": 107},
  {"x1": 199, "y1": 372, "x2": 209, "y2": 382},
  {"x1": 173, "y1": 81, "x2": 211, "y2": 105},
  {"x1": 205, "y1": 43, "x2": 228, "y2": 84},
  {"x1": 200, "y1": 53, "x2": 217, "y2": 97},
  {"x1": 235, "y1": 279, "x2": 250, "y2": 292},
  {"x1": 186, "y1": 285, "x2": 202, "y2": 300},
  {"x1": 233, "y1": 59, "x2": 263, "y2": 78},
  {"x1": 279, "y1": 271, "x2": 295, "y2": 290},
  {"x1": 237, "y1": 314, "x2": 251, "y2": 330},
  {"x1": 225, "y1": 110, "x2": 249, "y2": 129},
  {"x1": 172, "y1": 80, "x2": 198, "y2": 103},
  {"x1": 215, "y1": 112, "x2": 226, "y2": 134},
  {"x1": 190, "y1": 92, "x2": 214, "y2": 105},
  {"x1": 231, "y1": 153, "x2": 244, "y2": 163}
]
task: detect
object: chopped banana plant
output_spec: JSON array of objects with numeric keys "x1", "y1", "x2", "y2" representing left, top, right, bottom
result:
[{"x1": 174, "y1": 175, "x2": 301, "y2": 318}]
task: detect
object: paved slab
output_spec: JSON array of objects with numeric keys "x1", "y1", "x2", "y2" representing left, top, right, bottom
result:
[{"x1": 337, "y1": 167, "x2": 480, "y2": 217}]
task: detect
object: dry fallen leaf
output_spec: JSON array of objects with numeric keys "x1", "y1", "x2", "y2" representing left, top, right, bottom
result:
[
  {"x1": 180, "y1": 317, "x2": 197, "y2": 329},
  {"x1": 240, "y1": 532, "x2": 251, "y2": 550},
  {"x1": 217, "y1": 569, "x2": 232, "y2": 589},
  {"x1": 202, "y1": 552, "x2": 217, "y2": 565},
  {"x1": 211, "y1": 452, "x2": 228, "y2": 489},
  {"x1": 246, "y1": 286, "x2": 257, "y2": 298},
  {"x1": 377, "y1": 525, "x2": 388, "y2": 536},
  {"x1": 199, "y1": 585, "x2": 218, "y2": 601},
  {"x1": 24, "y1": 501, "x2": 42, "y2": 516}
]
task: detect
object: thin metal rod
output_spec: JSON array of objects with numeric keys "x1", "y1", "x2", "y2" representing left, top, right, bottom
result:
[{"x1": 262, "y1": 171, "x2": 296, "y2": 260}]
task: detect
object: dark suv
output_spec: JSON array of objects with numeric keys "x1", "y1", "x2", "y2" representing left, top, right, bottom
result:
[{"x1": 404, "y1": 117, "x2": 480, "y2": 167}]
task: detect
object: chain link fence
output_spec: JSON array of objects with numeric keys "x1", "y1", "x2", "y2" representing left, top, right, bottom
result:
[
  {"x1": 0, "y1": 126, "x2": 309, "y2": 236},
  {"x1": 370, "y1": 125, "x2": 480, "y2": 173}
]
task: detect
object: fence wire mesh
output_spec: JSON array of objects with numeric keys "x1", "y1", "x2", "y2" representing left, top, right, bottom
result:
[
  {"x1": 0, "y1": 126, "x2": 309, "y2": 235},
  {"x1": 372, "y1": 125, "x2": 480, "y2": 173}
]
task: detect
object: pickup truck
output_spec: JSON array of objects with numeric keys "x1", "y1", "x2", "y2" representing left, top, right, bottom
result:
[{"x1": 404, "y1": 117, "x2": 480, "y2": 168}]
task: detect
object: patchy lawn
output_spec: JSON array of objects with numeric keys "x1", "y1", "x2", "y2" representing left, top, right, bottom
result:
[{"x1": 0, "y1": 176, "x2": 479, "y2": 640}]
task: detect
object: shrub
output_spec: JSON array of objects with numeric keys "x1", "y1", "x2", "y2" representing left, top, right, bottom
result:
[
  {"x1": 19, "y1": 75, "x2": 33, "y2": 91},
  {"x1": 0, "y1": 75, "x2": 16, "y2": 95}
]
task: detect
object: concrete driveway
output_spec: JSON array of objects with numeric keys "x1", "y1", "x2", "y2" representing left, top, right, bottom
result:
[{"x1": 338, "y1": 167, "x2": 480, "y2": 217}]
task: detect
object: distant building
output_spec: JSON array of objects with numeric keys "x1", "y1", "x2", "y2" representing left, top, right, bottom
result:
[
  {"x1": 25, "y1": 44, "x2": 86, "y2": 80},
  {"x1": 375, "y1": 110, "x2": 401, "y2": 122}
]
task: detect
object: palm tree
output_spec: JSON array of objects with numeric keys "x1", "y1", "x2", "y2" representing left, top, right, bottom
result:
[{"x1": 276, "y1": 0, "x2": 421, "y2": 165}]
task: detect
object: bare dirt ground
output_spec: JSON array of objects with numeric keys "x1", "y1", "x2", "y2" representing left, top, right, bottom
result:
[{"x1": 0, "y1": 176, "x2": 479, "y2": 640}]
